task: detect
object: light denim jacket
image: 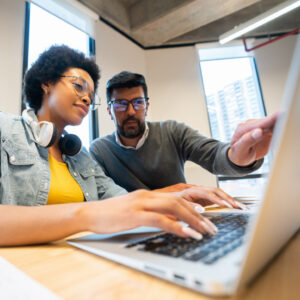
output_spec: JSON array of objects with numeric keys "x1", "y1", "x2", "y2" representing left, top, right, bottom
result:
[{"x1": 0, "y1": 112, "x2": 127, "y2": 206}]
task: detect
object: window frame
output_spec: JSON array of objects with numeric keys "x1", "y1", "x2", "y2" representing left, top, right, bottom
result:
[
  {"x1": 21, "y1": 1, "x2": 99, "y2": 143},
  {"x1": 197, "y1": 47, "x2": 268, "y2": 183}
]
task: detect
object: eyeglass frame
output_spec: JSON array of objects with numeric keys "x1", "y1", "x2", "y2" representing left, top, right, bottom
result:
[
  {"x1": 108, "y1": 97, "x2": 149, "y2": 112},
  {"x1": 60, "y1": 75, "x2": 101, "y2": 111}
]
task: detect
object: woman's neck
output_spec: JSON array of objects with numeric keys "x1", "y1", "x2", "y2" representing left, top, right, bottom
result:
[{"x1": 37, "y1": 107, "x2": 65, "y2": 135}]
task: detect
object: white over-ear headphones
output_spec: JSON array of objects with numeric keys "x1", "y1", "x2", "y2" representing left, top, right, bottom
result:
[
  {"x1": 22, "y1": 108, "x2": 57, "y2": 147},
  {"x1": 22, "y1": 108, "x2": 82, "y2": 156}
]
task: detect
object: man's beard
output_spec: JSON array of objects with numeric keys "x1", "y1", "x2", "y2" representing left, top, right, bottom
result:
[{"x1": 117, "y1": 117, "x2": 146, "y2": 138}]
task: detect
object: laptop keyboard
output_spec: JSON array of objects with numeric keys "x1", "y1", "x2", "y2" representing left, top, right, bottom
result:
[{"x1": 125, "y1": 214, "x2": 249, "y2": 264}]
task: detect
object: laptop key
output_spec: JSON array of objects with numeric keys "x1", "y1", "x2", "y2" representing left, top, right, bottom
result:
[{"x1": 127, "y1": 214, "x2": 249, "y2": 264}]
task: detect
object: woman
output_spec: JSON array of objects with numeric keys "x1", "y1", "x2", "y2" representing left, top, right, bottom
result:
[{"x1": 0, "y1": 45, "x2": 242, "y2": 246}]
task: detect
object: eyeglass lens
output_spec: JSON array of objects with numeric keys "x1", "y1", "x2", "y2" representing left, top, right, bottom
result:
[
  {"x1": 72, "y1": 77, "x2": 100, "y2": 110},
  {"x1": 60, "y1": 75, "x2": 100, "y2": 110},
  {"x1": 112, "y1": 98, "x2": 147, "y2": 112},
  {"x1": 73, "y1": 77, "x2": 93, "y2": 101}
]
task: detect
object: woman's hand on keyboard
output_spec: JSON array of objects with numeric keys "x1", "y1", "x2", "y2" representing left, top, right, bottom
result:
[{"x1": 80, "y1": 190, "x2": 219, "y2": 240}]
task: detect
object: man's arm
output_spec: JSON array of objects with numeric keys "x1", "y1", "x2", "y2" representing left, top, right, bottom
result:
[{"x1": 171, "y1": 121, "x2": 262, "y2": 176}]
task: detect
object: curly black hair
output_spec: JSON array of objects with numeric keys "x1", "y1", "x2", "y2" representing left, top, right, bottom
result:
[
  {"x1": 24, "y1": 45, "x2": 100, "y2": 111},
  {"x1": 106, "y1": 71, "x2": 148, "y2": 105}
]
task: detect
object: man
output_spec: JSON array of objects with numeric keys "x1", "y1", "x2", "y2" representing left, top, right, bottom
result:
[{"x1": 90, "y1": 71, "x2": 277, "y2": 194}]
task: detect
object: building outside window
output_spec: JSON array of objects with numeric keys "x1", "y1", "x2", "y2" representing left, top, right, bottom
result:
[{"x1": 198, "y1": 46, "x2": 268, "y2": 197}]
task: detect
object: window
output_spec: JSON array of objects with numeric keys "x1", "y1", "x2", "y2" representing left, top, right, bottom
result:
[
  {"x1": 198, "y1": 45, "x2": 268, "y2": 197},
  {"x1": 24, "y1": 2, "x2": 98, "y2": 149}
]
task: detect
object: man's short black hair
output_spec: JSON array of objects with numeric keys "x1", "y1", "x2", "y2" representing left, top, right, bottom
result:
[
  {"x1": 106, "y1": 71, "x2": 148, "y2": 105},
  {"x1": 24, "y1": 45, "x2": 100, "y2": 111}
]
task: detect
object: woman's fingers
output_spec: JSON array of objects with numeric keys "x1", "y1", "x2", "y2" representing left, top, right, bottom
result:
[
  {"x1": 187, "y1": 202, "x2": 205, "y2": 214},
  {"x1": 141, "y1": 193, "x2": 218, "y2": 236},
  {"x1": 172, "y1": 197, "x2": 218, "y2": 235},
  {"x1": 139, "y1": 212, "x2": 203, "y2": 240},
  {"x1": 165, "y1": 214, "x2": 178, "y2": 221}
]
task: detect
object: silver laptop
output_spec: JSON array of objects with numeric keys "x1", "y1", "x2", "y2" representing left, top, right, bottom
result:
[{"x1": 68, "y1": 36, "x2": 300, "y2": 297}]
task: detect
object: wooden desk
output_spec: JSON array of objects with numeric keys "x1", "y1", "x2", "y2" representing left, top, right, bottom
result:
[{"x1": 0, "y1": 231, "x2": 299, "y2": 300}]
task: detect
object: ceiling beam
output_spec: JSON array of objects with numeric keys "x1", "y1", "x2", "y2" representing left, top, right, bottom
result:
[
  {"x1": 130, "y1": 0, "x2": 261, "y2": 46},
  {"x1": 78, "y1": 0, "x2": 131, "y2": 33}
]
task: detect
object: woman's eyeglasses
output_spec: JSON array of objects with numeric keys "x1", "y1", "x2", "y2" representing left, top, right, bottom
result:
[
  {"x1": 109, "y1": 97, "x2": 149, "y2": 112},
  {"x1": 60, "y1": 75, "x2": 100, "y2": 111}
]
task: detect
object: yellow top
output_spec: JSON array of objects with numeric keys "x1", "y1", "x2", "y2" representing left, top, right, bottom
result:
[{"x1": 47, "y1": 154, "x2": 84, "y2": 204}]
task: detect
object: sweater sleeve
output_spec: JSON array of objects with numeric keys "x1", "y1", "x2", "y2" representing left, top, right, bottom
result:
[{"x1": 169, "y1": 120, "x2": 263, "y2": 176}]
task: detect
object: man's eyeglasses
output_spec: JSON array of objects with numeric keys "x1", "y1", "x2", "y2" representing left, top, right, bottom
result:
[
  {"x1": 60, "y1": 75, "x2": 100, "y2": 111},
  {"x1": 109, "y1": 97, "x2": 149, "y2": 112}
]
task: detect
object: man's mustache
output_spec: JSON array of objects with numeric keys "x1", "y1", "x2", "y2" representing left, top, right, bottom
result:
[{"x1": 122, "y1": 117, "x2": 140, "y2": 126}]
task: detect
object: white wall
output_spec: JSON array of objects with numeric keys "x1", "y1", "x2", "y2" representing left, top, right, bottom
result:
[
  {"x1": 145, "y1": 47, "x2": 217, "y2": 186},
  {"x1": 254, "y1": 35, "x2": 298, "y2": 114},
  {"x1": 0, "y1": 0, "x2": 25, "y2": 114},
  {"x1": 95, "y1": 21, "x2": 146, "y2": 136}
]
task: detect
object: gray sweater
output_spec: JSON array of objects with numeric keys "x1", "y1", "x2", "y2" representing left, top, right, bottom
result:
[{"x1": 90, "y1": 120, "x2": 263, "y2": 192}]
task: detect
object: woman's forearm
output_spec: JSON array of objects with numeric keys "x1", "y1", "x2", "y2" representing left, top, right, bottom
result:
[
  {"x1": 0, "y1": 189, "x2": 220, "y2": 247},
  {"x1": 0, "y1": 203, "x2": 86, "y2": 246}
]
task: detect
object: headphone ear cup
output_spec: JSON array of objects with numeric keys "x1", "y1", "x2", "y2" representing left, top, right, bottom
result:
[
  {"x1": 39, "y1": 122, "x2": 58, "y2": 147},
  {"x1": 58, "y1": 134, "x2": 82, "y2": 156},
  {"x1": 22, "y1": 109, "x2": 58, "y2": 148}
]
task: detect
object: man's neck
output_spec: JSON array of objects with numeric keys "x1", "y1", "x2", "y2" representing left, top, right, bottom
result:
[{"x1": 118, "y1": 134, "x2": 142, "y2": 147}]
